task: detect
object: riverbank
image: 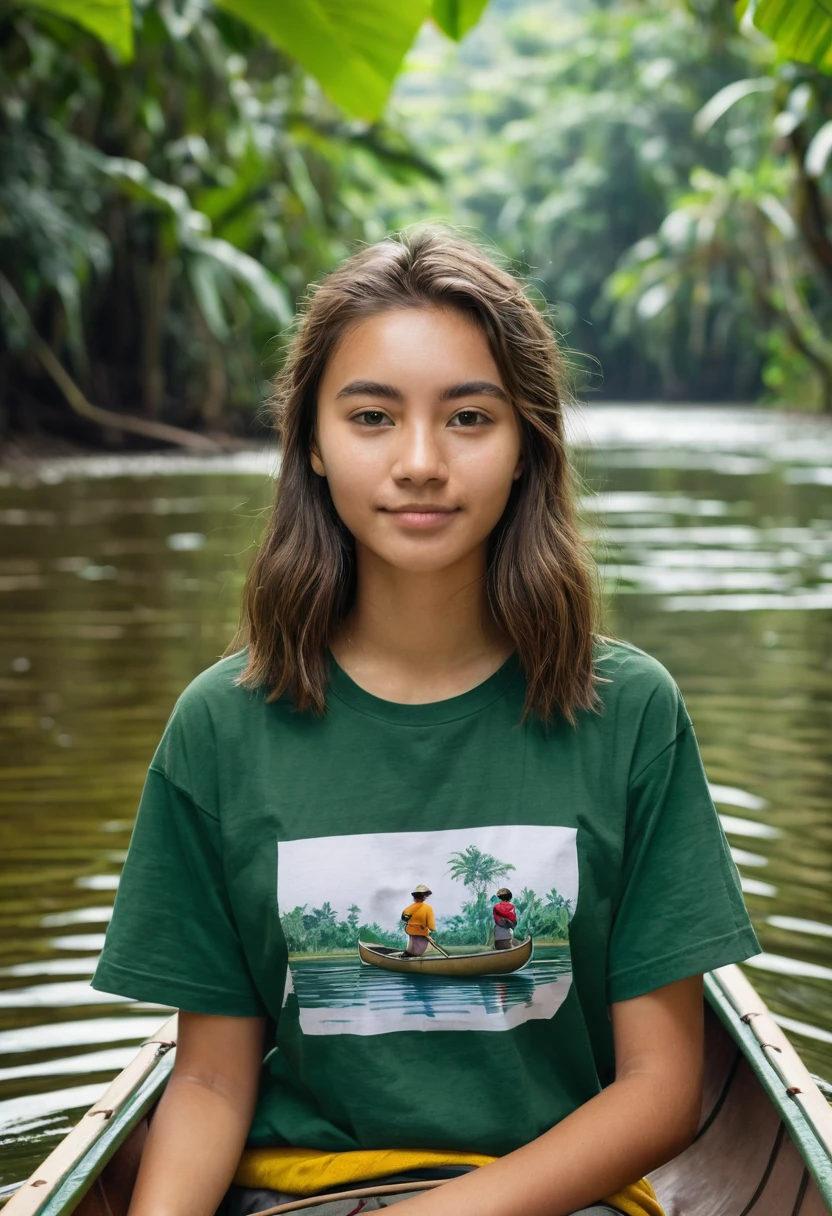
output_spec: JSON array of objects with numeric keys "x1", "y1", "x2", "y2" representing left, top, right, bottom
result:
[
  {"x1": 4, "y1": 401, "x2": 831, "y2": 475},
  {"x1": 0, "y1": 430, "x2": 267, "y2": 471}
]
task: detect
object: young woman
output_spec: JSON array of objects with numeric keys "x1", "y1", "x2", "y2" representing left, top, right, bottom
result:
[{"x1": 92, "y1": 226, "x2": 761, "y2": 1216}]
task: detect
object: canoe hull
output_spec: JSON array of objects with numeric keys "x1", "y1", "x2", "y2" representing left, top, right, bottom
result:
[
  {"x1": 7, "y1": 965, "x2": 832, "y2": 1216},
  {"x1": 357, "y1": 936, "x2": 533, "y2": 977}
]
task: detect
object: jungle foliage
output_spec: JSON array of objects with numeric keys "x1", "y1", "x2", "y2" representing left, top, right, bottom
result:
[
  {"x1": 387, "y1": 0, "x2": 832, "y2": 406},
  {"x1": 2, "y1": 0, "x2": 832, "y2": 449},
  {"x1": 0, "y1": 0, "x2": 452, "y2": 445}
]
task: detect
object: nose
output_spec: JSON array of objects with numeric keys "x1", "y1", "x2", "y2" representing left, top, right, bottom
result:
[{"x1": 390, "y1": 418, "x2": 449, "y2": 486}]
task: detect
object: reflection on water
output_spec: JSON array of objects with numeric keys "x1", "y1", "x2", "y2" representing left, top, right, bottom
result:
[
  {"x1": 1, "y1": 407, "x2": 832, "y2": 1187},
  {"x1": 287, "y1": 952, "x2": 570, "y2": 1034}
]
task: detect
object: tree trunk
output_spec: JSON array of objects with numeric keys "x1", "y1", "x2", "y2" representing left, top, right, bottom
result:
[
  {"x1": 140, "y1": 251, "x2": 172, "y2": 419},
  {"x1": 787, "y1": 122, "x2": 832, "y2": 294}
]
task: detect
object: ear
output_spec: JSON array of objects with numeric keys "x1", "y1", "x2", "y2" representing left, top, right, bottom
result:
[
  {"x1": 512, "y1": 450, "x2": 525, "y2": 480},
  {"x1": 309, "y1": 435, "x2": 326, "y2": 478}
]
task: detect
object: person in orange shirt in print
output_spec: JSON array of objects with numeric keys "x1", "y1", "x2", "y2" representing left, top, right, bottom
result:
[{"x1": 400, "y1": 884, "x2": 436, "y2": 957}]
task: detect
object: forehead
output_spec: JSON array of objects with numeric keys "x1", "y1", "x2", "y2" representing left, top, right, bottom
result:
[{"x1": 321, "y1": 306, "x2": 503, "y2": 390}]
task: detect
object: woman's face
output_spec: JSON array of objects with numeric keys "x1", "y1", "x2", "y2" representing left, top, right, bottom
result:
[{"x1": 312, "y1": 306, "x2": 524, "y2": 575}]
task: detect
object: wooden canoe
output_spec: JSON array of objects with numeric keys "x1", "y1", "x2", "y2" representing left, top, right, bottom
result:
[
  {"x1": 4, "y1": 965, "x2": 832, "y2": 1216},
  {"x1": 357, "y1": 935, "x2": 534, "y2": 976}
]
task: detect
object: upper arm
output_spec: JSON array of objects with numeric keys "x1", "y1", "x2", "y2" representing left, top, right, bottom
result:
[
  {"x1": 173, "y1": 1011, "x2": 267, "y2": 1111},
  {"x1": 610, "y1": 974, "x2": 704, "y2": 1143}
]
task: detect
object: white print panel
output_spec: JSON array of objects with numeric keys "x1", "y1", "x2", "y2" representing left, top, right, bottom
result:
[{"x1": 277, "y1": 824, "x2": 578, "y2": 1036}]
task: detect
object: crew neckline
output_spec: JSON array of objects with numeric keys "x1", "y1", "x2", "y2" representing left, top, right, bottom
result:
[{"x1": 327, "y1": 649, "x2": 522, "y2": 725}]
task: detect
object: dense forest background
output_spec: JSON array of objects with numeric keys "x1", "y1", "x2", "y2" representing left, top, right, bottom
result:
[{"x1": 2, "y1": 0, "x2": 831, "y2": 451}]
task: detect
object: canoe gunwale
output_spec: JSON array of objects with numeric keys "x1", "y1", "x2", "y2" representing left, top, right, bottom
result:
[
  {"x1": 3, "y1": 1016, "x2": 178, "y2": 1216},
  {"x1": 705, "y1": 965, "x2": 832, "y2": 1202}
]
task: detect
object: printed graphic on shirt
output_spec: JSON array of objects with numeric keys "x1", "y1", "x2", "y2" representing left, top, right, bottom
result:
[{"x1": 277, "y1": 824, "x2": 577, "y2": 1036}]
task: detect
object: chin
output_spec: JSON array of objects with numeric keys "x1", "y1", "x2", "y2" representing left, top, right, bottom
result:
[
  {"x1": 366, "y1": 541, "x2": 483, "y2": 575},
  {"x1": 377, "y1": 551, "x2": 460, "y2": 574}
]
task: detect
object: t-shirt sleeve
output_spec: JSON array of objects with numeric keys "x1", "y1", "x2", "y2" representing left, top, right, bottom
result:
[
  {"x1": 90, "y1": 762, "x2": 265, "y2": 1017},
  {"x1": 606, "y1": 696, "x2": 762, "y2": 1004}
]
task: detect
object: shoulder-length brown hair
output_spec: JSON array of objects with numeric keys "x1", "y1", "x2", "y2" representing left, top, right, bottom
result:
[{"x1": 226, "y1": 224, "x2": 614, "y2": 727}]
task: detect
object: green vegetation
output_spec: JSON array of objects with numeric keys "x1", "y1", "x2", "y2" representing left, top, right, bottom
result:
[
  {"x1": 740, "y1": 0, "x2": 832, "y2": 72},
  {"x1": 1, "y1": 0, "x2": 455, "y2": 446},
  {"x1": 447, "y1": 845, "x2": 515, "y2": 896},
  {"x1": 439, "y1": 885, "x2": 573, "y2": 948},
  {"x1": 281, "y1": 847, "x2": 573, "y2": 954},
  {"x1": 2, "y1": 0, "x2": 831, "y2": 449},
  {"x1": 281, "y1": 903, "x2": 400, "y2": 955},
  {"x1": 388, "y1": 0, "x2": 832, "y2": 406}
]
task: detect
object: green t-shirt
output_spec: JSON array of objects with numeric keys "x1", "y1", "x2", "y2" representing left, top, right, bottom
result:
[{"x1": 91, "y1": 638, "x2": 760, "y2": 1157}]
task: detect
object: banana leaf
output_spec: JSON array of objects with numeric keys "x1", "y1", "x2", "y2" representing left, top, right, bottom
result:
[
  {"x1": 738, "y1": 0, "x2": 832, "y2": 72},
  {"x1": 23, "y1": 0, "x2": 132, "y2": 59},
  {"x1": 432, "y1": 0, "x2": 491, "y2": 40},
  {"x1": 212, "y1": 0, "x2": 431, "y2": 120},
  {"x1": 21, "y1": 0, "x2": 493, "y2": 118}
]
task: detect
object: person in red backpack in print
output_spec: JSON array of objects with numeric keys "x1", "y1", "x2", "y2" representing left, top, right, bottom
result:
[{"x1": 492, "y1": 887, "x2": 517, "y2": 950}]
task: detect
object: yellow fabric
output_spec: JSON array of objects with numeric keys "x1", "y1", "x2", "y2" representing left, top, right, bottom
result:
[
  {"x1": 401, "y1": 901, "x2": 436, "y2": 936},
  {"x1": 234, "y1": 1146, "x2": 666, "y2": 1215},
  {"x1": 603, "y1": 1176, "x2": 665, "y2": 1216}
]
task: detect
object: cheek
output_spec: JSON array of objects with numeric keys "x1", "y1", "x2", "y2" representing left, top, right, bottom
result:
[
  {"x1": 321, "y1": 447, "x2": 379, "y2": 521},
  {"x1": 456, "y1": 444, "x2": 520, "y2": 511}
]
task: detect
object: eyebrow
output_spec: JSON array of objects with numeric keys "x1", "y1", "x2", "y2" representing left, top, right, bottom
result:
[{"x1": 334, "y1": 379, "x2": 509, "y2": 403}]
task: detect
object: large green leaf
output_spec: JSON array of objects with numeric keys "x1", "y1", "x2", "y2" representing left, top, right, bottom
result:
[
  {"x1": 22, "y1": 0, "x2": 133, "y2": 59},
  {"x1": 432, "y1": 0, "x2": 490, "y2": 41},
  {"x1": 212, "y1": 0, "x2": 432, "y2": 120},
  {"x1": 738, "y1": 0, "x2": 832, "y2": 72},
  {"x1": 198, "y1": 237, "x2": 292, "y2": 327},
  {"x1": 23, "y1": 0, "x2": 492, "y2": 116}
]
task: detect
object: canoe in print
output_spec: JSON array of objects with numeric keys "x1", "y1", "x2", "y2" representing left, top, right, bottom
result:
[
  {"x1": 5, "y1": 965, "x2": 832, "y2": 1216},
  {"x1": 357, "y1": 935, "x2": 534, "y2": 977}
]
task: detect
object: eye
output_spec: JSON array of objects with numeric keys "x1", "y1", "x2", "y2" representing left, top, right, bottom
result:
[
  {"x1": 353, "y1": 410, "x2": 393, "y2": 427},
  {"x1": 448, "y1": 409, "x2": 491, "y2": 428}
]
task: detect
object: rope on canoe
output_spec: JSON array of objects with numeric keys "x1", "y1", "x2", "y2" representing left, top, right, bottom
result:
[{"x1": 737, "y1": 1121, "x2": 787, "y2": 1216}]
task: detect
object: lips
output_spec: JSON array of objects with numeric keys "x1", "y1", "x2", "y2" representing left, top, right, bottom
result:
[{"x1": 382, "y1": 506, "x2": 460, "y2": 528}]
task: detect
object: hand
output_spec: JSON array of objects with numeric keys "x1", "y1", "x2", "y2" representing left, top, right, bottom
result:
[{"x1": 379, "y1": 975, "x2": 704, "y2": 1216}]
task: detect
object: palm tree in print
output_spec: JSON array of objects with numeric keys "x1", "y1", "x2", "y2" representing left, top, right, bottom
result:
[
  {"x1": 446, "y1": 846, "x2": 515, "y2": 900},
  {"x1": 446, "y1": 847, "x2": 516, "y2": 945}
]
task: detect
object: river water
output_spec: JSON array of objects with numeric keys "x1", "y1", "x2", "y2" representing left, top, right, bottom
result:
[
  {"x1": 1, "y1": 404, "x2": 831, "y2": 1190},
  {"x1": 288, "y1": 949, "x2": 572, "y2": 1034}
]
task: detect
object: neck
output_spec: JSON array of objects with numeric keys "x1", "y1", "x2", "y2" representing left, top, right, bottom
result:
[{"x1": 330, "y1": 542, "x2": 513, "y2": 700}]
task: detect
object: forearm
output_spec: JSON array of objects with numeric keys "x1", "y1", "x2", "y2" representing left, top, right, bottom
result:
[
  {"x1": 398, "y1": 1070, "x2": 698, "y2": 1216},
  {"x1": 127, "y1": 1073, "x2": 255, "y2": 1216}
]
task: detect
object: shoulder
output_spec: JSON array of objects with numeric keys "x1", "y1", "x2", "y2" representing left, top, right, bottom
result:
[
  {"x1": 588, "y1": 637, "x2": 692, "y2": 765},
  {"x1": 592, "y1": 636, "x2": 685, "y2": 715},
  {"x1": 150, "y1": 648, "x2": 259, "y2": 795},
  {"x1": 170, "y1": 647, "x2": 255, "y2": 724},
  {"x1": 593, "y1": 635, "x2": 677, "y2": 693}
]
